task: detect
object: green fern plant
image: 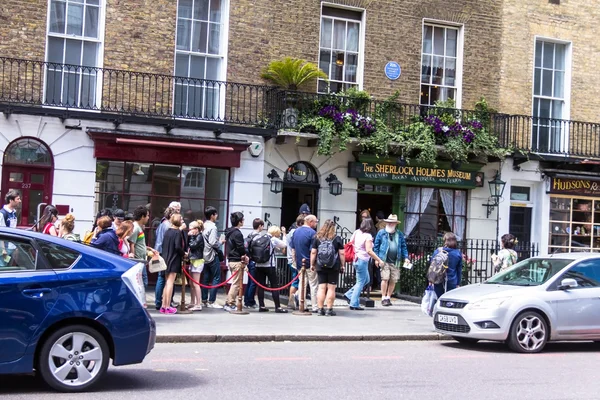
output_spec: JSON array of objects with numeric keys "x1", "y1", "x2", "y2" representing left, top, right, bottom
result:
[{"x1": 261, "y1": 57, "x2": 328, "y2": 90}]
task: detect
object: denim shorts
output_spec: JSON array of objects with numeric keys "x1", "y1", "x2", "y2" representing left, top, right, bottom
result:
[{"x1": 289, "y1": 264, "x2": 299, "y2": 289}]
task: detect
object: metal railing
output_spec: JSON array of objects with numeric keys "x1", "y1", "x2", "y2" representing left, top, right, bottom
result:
[
  {"x1": 495, "y1": 114, "x2": 600, "y2": 158},
  {"x1": 0, "y1": 57, "x2": 275, "y2": 127},
  {"x1": 3, "y1": 57, "x2": 600, "y2": 159},
  {"x1": 332, "y1": 237, "x2": 539, "y2": 298},
  {"x1": 271, "y1": 89, "x2": 491, "y2": 133}
]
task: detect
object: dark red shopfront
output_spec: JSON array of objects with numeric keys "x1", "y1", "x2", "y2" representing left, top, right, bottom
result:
[{"x1": 89, "y1": 129, "x2": 249, "y2": 284}]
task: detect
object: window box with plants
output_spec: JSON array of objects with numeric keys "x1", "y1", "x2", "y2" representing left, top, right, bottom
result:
[{"x1": 291, "y1": 88, "x2": 508, "y2": 166}]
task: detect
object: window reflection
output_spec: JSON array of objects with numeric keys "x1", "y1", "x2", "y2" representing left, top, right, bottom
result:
[{"x1": 95, "y1": 161, "x2": 229, "y2": 235}]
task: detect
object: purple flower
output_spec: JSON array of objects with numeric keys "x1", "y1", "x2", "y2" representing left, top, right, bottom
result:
[
  {"x1": 346, "y1": 109, "x2": 359, "y2": 123},
  {"x1": 332, "y1": 112, "x2": 344, "y2": 124},
  {"x1": 470, "y1": 120, "x2": 483, "y2": 130},
  {"x1": 319, "y1": 105, "x2": 339, "y2": 117},
  {"x1": 425, "y1": 115, "x2": 445, "y2": 134},
  {"x1": 463, "y1": 130, "x2": 475, "y2": 143},
  {"x1": 319, "y1": 105, "x2": 344, "y2": 125}
]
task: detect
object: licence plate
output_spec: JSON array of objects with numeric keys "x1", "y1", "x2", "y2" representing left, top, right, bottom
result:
[{"x1": 437, "y1": 314, "x2": 458, "y2": 324}]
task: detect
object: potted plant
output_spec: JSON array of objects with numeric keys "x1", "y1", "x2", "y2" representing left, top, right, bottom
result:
[{"x1": 261, "y1": 57, "x2": 327, "y2": 128}]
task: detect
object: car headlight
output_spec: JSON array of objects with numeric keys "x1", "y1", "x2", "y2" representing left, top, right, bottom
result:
[{"x1": 467, "y1": 296, "x2": 511, "y2": 310}]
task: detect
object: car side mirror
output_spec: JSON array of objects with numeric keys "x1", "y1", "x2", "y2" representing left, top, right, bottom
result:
[{"x1": 558, "y1": 278, "x2": 578, "y2": 290}]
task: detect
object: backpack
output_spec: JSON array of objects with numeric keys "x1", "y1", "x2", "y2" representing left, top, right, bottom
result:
[
  {"x1": 248, "y1": 233, "x2": 272, "y2": 264},
  {"x1": 317, "y1": 239, "x2": 337, "y2": 269},
  {"x1": 427, "y1": 247, "x2": 449, "y2": 284},
  {"x1": 0, "y1": 208, "x2": 8, "y2": 227}
]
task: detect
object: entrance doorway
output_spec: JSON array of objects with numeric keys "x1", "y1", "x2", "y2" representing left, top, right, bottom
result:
[
  {"x1": 1, "y1": 138, "x2": 54, "y2": 226},
  {"x1": 280, "y1": 162, "x2": 319, "y2": 230},
  {"x1": 356, "y1": 184, "x2": 393, "y2": 228}
]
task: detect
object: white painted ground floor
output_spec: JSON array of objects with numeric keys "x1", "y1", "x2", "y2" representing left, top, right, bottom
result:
[{"x1": 5, "y1": 113, "x2": 597, "y2": 258}]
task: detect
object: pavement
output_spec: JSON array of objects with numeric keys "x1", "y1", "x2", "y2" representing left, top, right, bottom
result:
[
  {"x1": 4, "y1": 341, "x2": 599, "y2": 398},
  {"x1": 146, "y1": 287, "x2": 445, "y2": 343}
]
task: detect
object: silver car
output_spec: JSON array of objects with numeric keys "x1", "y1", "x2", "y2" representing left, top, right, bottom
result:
[{"x1": 433, "y1": 253, "x2": 600, "y2": 353}]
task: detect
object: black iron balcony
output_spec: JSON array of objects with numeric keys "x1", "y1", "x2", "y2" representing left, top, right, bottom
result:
[
  {"x1": 0, "y1": 57, "x2": 276, "y2": 133},
  {"x1": 494, "y1": 113, "x2": 600, "y2": 160},
  {"x1": 2, "y1": 57, "x2": 600, "y2": 160}
]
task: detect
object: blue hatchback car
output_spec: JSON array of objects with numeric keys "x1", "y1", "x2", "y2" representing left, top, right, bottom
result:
[{"x1": 0, "y1": 228, "x2": 155, "y2": 392}]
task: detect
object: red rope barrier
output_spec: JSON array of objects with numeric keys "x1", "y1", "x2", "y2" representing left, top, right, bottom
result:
[
  {"x1": 183, "y1": 267, "x2": 239, "y2": 289},
  {"x1": 246, "y1": 269, "x2": 301, "y2": 292}
]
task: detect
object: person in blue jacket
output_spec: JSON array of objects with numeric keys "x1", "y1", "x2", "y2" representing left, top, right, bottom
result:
[
  {"x1": 431, "y1": 232, "x2": 463, "y2": 299},
  {"x1": 372, "y1": 214, "x2": 409, "y2": 307},
  {"x1": 91, "y1": 215, "x2": 121, "y2": 256}
]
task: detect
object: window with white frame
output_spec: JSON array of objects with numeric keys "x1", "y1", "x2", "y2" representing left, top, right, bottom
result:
[
  {"x1": 532, "y1": 40, "x2": 567, "y2": 152},
  {"x1": 174, "y1": 0, "x2": 226, "y2": 118},
  {"x1": 45, "y1": 0, "x2": 103, "y2": 108},
  {"x1": 318, "y1": 6, "x2": 362, "y2": 93},
  {"x1": 420, "y1": 24, "x2": 460, "y2": 106}
]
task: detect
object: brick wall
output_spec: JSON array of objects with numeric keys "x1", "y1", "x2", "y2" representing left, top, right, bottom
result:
[
  {"x1": 227, "y1": 0, "x2": 502, "y2": 110},
  {"x1": 0, "y1": 0, "x2": 47, "y2": 60},
  {"x1": 103, "y1": 0, "x2": 176, "y2": 75},
  {"x1": 499, "y1": 0, "x2": 600, "y2": 123}
]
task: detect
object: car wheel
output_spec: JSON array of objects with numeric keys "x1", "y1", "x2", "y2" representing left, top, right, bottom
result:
[
  {"x1": 38, "y1": 325, "x2": 110, "y2": 392},
  {"x1": 508, "y1": 311, "x2": 548, "y2": 353},
  {"x1": 452, "y1": 336, "x2": 479, "y2": 345}
]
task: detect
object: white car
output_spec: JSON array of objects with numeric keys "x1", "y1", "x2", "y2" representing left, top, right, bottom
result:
[{"x1": 433, "y1": 253, "x2": 600, "y2": 353}]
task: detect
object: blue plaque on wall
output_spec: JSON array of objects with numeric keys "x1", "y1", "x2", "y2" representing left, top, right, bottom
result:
[{"x1": 384, "y1": 61, "x2": 401, "y2": 80}]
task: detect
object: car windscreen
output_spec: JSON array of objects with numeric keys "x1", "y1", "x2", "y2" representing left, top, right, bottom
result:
[{"x1": 485, "y1": 258, "x2": 572, "y2": 286}]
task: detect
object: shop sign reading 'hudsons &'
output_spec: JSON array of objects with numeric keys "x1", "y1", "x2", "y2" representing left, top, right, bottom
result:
[
  {"x1": 348, "y1": 162, "x2": 484, "y2": 188},
  {"x1": 549, "y1": 177, "x2": 600, "y2": 196}
]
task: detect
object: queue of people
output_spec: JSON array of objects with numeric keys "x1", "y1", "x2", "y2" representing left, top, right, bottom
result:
[{"x1": 0, "y1": 189, "x2": 519, "y2": 317}]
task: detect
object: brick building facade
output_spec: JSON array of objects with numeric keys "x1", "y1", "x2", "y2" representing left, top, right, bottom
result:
[{"x1": 0, "y1": 0, "x2": 599, "y2": 266}]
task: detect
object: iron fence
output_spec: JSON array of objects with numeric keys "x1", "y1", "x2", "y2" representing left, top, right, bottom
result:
[
  {"x1": 495, "y1": 113, "x2": 600, "y2": 158},
  {"x1": 0, "y1": 57, "x2": 275, "y2": 127},
  {"x1": 269, "y1": 237, "x2": 537, "y2": 300},
  {"x1": 330, "y1": 233, "x2": 539, "y2": 298}
]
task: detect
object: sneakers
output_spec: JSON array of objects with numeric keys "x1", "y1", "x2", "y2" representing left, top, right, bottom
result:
[
  {"x1": 325, "y1": 308, "x2": 336, "y2": 316},
  {"x1": 317, "y1": 308, "x2": 326, "y2": 316},
  {"x1": 190, "y1": 304, "x2": 203, "y2": 311},
  {"x1": 206, "y1": 302, "x2": 219, "y2": 308},
  {"x1": 244, "y1": 304, "x2": 258, "y2": 310},
  {"x1": 223, "y1": 304, "x2": 237, "y2": 312},
  {"x1": 288, "y1": 294, "x2": 297, "y2": 310},
  {"x1": 160, "y1": 307, "x2": 177, "y2": 315},
  {"x1": 381, "y1": 299, "x2": 393, "y2": 307}
]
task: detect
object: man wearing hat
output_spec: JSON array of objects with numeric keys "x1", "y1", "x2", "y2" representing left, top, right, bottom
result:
[
  {"x1": 372, "y1": 214, "x2": 409, "y2": 306},
  {"x1": 112, "y1": 209, "x2": 125, "y2": 230},
  {"x1": 288, "y1": 203, "x2": 311, "y2": 232}
]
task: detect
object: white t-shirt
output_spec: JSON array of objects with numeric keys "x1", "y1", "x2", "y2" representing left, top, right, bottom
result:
[{"x1": 352, "y1": 230, "x2": 373, "y2": 262}]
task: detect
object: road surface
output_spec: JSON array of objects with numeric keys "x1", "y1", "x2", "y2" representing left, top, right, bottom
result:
[{"x1": 1, "y1": 341, "x2": 599, "y2": 399}]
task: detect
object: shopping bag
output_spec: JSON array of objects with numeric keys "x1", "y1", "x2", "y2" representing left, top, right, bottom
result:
[
  {"x1": 421, "y1": 284, "x2": 437, "y2": 317},
  {"x1": 344, "y1": 241, "x2": 355, "y2": 263},
  {"x1": 148, "y1": 255, "x2": 167, "y2": 273}
]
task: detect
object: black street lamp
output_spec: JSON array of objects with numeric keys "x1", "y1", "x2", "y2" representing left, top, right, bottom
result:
[
  {"x1": 482, "y1": 170, "x2": 507, "y2": 253},
  {"x1": 488, "y1": 171, "x2": 507, "y2": 201},
  {"x1": 482, "y1": 171, "x2": 506, "y2": 218},
  {"x1": 326, "y1": 173, "x2": 343, "y2": 196},
  {"x1": 267, "y1": 169, "x2": 283, "y2": 194}
]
